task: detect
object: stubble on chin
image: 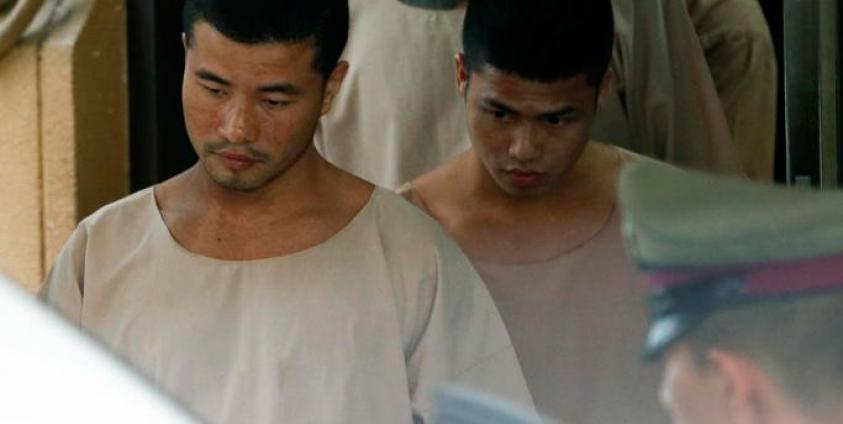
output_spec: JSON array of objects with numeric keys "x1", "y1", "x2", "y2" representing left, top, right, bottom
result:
[{"x1": 200, "y1": 157, "x2": 281, "y2": 192}]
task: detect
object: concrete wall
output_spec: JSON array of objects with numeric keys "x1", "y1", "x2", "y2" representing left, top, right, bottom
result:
[
  {"x1": 0, "y1": 39, "x2": 42, "y2": 292},
  {"x1": 0, "y1": 0, "x2": 128, "y2": 292}
]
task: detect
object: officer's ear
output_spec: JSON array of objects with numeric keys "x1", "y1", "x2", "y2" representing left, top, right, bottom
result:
[{"x1": 705, "y1": 349, "x2": 778, "y2": 422}]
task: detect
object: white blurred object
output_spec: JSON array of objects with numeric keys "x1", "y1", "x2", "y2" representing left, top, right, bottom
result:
[
  {"x1": 0, "y1": 274, "x2": 196, "y2": 423},
  {"x1": 435, "y1": 386, "x2": 558, "y2": 424}
]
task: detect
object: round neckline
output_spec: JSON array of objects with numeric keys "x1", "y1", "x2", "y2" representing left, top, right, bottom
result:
[
  {"x1": 471, "y1": 204, "x2": 620, "y2": 269},
  {"x1": 471, "y1": 146, "x2": 625, "y2": 268},
  {"x1": 147, "y1": 186, "x2": 381, "y2": 265}
]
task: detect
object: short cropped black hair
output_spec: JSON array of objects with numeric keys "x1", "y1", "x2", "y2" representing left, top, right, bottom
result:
[
  {"x1": 462, "y1": 0, "x2": 614, "y2": 86},
  {"x1": 182, "y1": 0, "x2": 349, "y2": 78}
]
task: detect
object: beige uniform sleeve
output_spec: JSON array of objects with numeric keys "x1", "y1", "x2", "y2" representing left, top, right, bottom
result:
[
  {"x1": 403, "y1": 235, "x2": 536, "y2": 423},
  {"x1": 376, "y1": 197, "x2": 535, "y2": 422},
  {"x1": 39, "y1": 224, "x2": 88, "y2": 325}
]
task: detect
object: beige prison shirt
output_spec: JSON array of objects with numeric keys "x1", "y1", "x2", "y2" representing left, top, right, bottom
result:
[
  {"x1": 315, "y1": 0, "x2": 468, "y2": 189},
  {"x1": 41, "y1": 187, "x2": 534, "y2": 423},
  {"x1": 473, "y1": 207, "x2": 666, "y2": 424},
  {"x1": 399, "y1": 150, "x2": 668, "y2": 423}
]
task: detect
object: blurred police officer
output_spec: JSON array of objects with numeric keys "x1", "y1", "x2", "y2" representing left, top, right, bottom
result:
[{"x1": 620, "y1": 162, "x2": 843, "y2": 424}]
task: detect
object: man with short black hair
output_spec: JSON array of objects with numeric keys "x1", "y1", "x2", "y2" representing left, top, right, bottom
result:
[
  {"x1": 401, "y1": 1, "x2": 666, "y2": 422},
  {"x1": 620, "y1": 162, "x2": 843, "y2": 424},
  {"x1": 40, "y1": 1, "x2": 533, "y2": 422}
]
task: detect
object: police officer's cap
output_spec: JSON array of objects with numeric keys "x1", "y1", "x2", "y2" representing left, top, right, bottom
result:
[{"x1": 618, "y1": 162, "x2": 843, "y2": 360}]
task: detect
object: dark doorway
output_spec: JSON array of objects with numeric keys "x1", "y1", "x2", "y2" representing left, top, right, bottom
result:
[
  {"x1": 838, "y1": 0, "x2": 842, "y2": 184},
  {"x1": 127, "y1": 0, "x2": 192, "y2": 192},
  {"x1": 758, "y1": 0, "x2": 786, "y2": 183}
]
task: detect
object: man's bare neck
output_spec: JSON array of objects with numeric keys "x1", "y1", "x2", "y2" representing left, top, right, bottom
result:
[
  {"x1": 154, "y1": 148, "x2": 374, "y2": 260},
  {"x1": 411, "y1": 143, "x2": 622, "y2": 263},
  {"x1": 207, "y1": 153, "x2": 325, "y2": 215},
  {"x1": 162, "y1": 147, "x2": 332, "y2": 216}
]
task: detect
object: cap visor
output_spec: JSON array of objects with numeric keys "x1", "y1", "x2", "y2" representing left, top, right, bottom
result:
[{"x1": 643, "y1": 313, "x2": 704, "y2": 361}]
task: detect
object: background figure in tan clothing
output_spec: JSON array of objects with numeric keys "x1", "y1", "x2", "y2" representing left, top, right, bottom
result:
[
  {"x1": 39, "y1": 1, "x2": 534, "y2": 422},
  {"x1": 593, "y1": 0, "x2": 743, "y2": 175},
  {"x1": 688, "y1": 0, "x2": 777, "y2": 181},
  {"x1": 400, "y1": 1, "x2": 666, "y2": 422},
  {"x1": 314, "y1": 0, "x2": 469, "y2": 188}
]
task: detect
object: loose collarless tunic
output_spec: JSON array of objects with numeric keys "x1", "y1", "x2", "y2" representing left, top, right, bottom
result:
[
  {"x1": 41, "y1": 187, "x2": 534, "y2": 423},
  {"x1": 472, "y1": 207, "x2": 667, "y2": 424},
  {"x1": 399, "y1": 151, "x2": 669, "y2": 423}
]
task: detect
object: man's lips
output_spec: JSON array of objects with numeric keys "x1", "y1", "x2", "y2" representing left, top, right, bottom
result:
[
  {"x1": 503, "y1": 169, "x2": 545, "y2": 186},
  {"x1": 218, "y1": 152, "x2": 257, "y2": 162},
  {"x1": 506, "y1": 168, "x2": 543, "y2": 177},
  {"x1": 215, "y1": 151, "x2": 261, "y2": 171}
]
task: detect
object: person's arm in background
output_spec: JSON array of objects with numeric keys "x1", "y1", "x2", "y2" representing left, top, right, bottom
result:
[
  {"x1": 610, "y1": 0, "x2": 744, "y2": 175},
  {"x1": 687, "y1": 0, "x2": 777, "y2": 181}
]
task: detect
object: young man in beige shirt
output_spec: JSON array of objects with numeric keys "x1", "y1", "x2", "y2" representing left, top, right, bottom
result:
[
  {"x1": 401, "y1": 1, "x2": 666, "y2": 422},
  {"x1": 40, "y1": 1, "x2": 533, "y2": 422}
]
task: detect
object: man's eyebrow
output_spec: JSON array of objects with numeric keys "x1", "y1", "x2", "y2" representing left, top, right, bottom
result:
[
  {"x1": 257, "y1": 83, "x2": 304, "y2": 96},
  {"x1": 541, "y1": 105, "x2": 580, "y2": 117},
  {"x1": 481, "y1": 98, "x2": 518, "y2": 114},
  {"x1": 195, "y1": 69, "x2": 230, "y2": 86},
  {"x1": 481, "y1": 98, "x2": 580, "y2": 117},
  {"x1": 194, "y1": 69, "x2": 303, "y2": 96}
]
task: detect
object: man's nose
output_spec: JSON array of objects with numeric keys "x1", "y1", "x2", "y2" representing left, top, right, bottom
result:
[
  {"x1": 508, "y1": 124, "x2": 541, "y2": 162},
  {"x1": 219, "y1": 101, "x2": 258, "y2": 144}
]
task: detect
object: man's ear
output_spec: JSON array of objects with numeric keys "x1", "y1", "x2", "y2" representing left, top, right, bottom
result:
[
  {"x1": 182, "y1": 33, "x2": 189, "y2": 51},
  {"x1": 321, "y1": 60, "x2": 350, "y2": 116},
  {"x1": 597, "y1": 67, "x2": 612, "y2": 106},
  {"x1": 455, "y1": 53, "x2": 469, "y2": 97},
  {"x1": 706, "y1": 348, "x2": 775, "y2": 422}
]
